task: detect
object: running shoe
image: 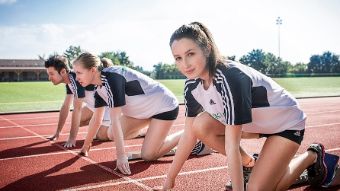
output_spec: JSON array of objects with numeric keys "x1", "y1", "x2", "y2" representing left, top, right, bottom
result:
[
  {"x1": 225, "y1": 154, "x2": 258, "y2": 190},
  {"x1": 307, "y1": 143, "x2": 327, "y2": 187}
]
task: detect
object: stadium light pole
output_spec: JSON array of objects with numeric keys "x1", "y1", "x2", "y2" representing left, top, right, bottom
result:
[{"x1": 276, "y1": 16, "x2": 282, "y2": 58}]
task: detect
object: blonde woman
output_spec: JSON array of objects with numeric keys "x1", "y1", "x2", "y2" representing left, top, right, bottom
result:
[{"x1": 73, "y1": 52, "x2": 208, "y2": 175}]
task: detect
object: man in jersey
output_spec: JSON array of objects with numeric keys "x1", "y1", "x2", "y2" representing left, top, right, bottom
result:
[
  {"x1": 73, "y1": 52, "x2": 211, "y2": 175},
  {"x1": 157, "y1": 22, "x2": 331, "y2": 190},
  {"x1": 44, "y1": 55, "x2": 111, "y2": 147}
]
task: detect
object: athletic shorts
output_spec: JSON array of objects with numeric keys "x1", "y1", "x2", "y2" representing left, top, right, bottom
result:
[
  {"x1": 260, "y1": 129, "x2": 305, "y2": 145},
  {"x1": 151, "y1": 106, "x2": 179, "y2": 120}
]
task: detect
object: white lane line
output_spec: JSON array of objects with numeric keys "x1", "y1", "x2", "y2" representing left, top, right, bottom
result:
[
  {"x1": 0, "y1": 115, "x2": 59, "y2": 121},
  {"x1": 0, "y1": 144, "x2": 143, "y2": 161},
  {"x1": 1, "y1": 108, "x2": 339, "y2": 128},
  {"x1": 326, "y1": 148, "x2": 340, "y2": 152},
  {"x1": 63, "y1": 147, "x2": 340, "y2": 191},
  {"x1": 0, "y1": 116, "x2": 152, "y2": 191},
  {"x1": 0, "y1": 122, "x2": 70, "y2": 129},
  {"x1": 2, "y1": 121, "x2": 340, "y2": 141},
  {"x1": 0, "y1": 121, "x2": 186, "y2": 129},
  {"x1": 64, "y1": 165, "x2": 228, "y2": 191},
  {"x1": 0, "y1": 132, "x2": 87, "y2": 141},
  {"x1": 307, "y1": 109, "x2": 340, "y2": 115},
  {"x1": 307, "y1": 123, "x2": 340, "y2": 128},
  {"x1": 1, "y1": 120, "x2": 185, "y2": 129},
  {"x1": 0, "y1": 100, "x2": 62, "y2": 105}
]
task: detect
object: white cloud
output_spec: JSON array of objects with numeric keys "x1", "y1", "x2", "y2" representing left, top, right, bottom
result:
[
  {"x1": 0, "y1": 22, "x2": 176, "y2": 70},
  {"x1": 0, "y1": 0, "x2": 339, "y2": 70},
  {"x1": 0, "y1": 0, "x2": 16, "y2": 5}
]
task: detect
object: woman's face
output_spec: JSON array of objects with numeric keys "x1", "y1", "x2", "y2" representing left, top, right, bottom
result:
[
  {"x1": 73, "y1": 61, "x2": 95, "y2": 87},
  {"x1": 171, "y1": 38, "x2": 209, "y2": 80}
]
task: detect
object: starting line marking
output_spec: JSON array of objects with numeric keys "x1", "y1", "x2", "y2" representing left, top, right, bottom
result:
[
  {"x1": 0, "y1": 116, "x2": 152, "y2": 191},
  {"x1": 0, "y1": 122, "x2": 70, "y2": 129},
  {"x1": 0, "y1": 122, "x2": 183, "y2": 129},
  {"x1": 0, "y1": 132, "x2": 87, "y2": 141},
  {"x1": 64, "y1": 165, "x2": 229, "y2": 191},
  {"x1": 64, "y1": 145, "x2": 340, "y2": 191},
  {"x1": 0, "y1": 114, "x2": 339, "y2": 190},
  {"x1": 0, "y1": 115, "x2": 59, "y2": 121},
  {"x1": 0, "y1": 144, "x2": 143, "y2": 161}
]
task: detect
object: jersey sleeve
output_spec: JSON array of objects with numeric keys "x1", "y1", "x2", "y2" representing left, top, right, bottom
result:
[
  {"x1": 94, "y1": 91, "x2": 108, "y2": 108},
  {"x1": 219, "y1": 67, "x2": 252, "y2": 125},
  {"x1": 69, "y1": 72, "x2": 85, "y2": 98},
  {"x1": 65, "y1": 85, "x2": 72, "y2": 95},
  {"x1": 102, "y1": 72, "x2": 126, "y2": 108},
  {"x1": 184, "y1": 79, "x2": 203, "y2": 117}
]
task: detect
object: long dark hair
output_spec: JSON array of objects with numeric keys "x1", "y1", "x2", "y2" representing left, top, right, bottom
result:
[{"x1": 169, "y1": 22, "x2": 223, "y2": 77}]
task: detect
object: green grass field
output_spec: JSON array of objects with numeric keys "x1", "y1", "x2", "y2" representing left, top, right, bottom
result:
[{"x1": 1, "y1": 77, "x2": 340, "y2": 113}]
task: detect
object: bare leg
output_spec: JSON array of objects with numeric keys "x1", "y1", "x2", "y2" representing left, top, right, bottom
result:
[
  {"x1": 79, "y1": 106, "x2": 93, "y2": 127},
  {"x1": 120, "y1": 115, "x2": 150, "y2": 139},
  {"x1": 275, "y1": 150, "x2": 317, "y2": 190},
  {"x1": 95, "y1": 125, "x2": 111, "y2": 141},
  {"x1": 141, "y1": 118, "x2": 181, "y2": 161},
  {"x1": 247, "y1": 136, "x2": 303, "y2": 191},
  {"x1": 193, "y1": 112, "x2": 253, "y2": 165}
]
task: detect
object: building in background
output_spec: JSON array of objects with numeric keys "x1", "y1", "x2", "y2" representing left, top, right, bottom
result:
[{"x1": 0, "y1": 59, "x2": 48, "y2": 82}]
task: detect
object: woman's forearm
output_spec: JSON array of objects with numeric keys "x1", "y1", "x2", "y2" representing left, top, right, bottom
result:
[
  {"x1": 111, "y1": 120, "x2": 126, "y2": 158},
  {"x1": 228, "y1": 148, "x2": 244, "y2": 191},
  {"x1": 167, "y1": 125, "x2": 196, "y2": 180}
]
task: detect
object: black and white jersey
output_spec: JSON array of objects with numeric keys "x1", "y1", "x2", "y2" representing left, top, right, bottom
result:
[
  {"x1": 185, "y1": 61, "x2": 306, "y2": 134},
  {"x1": 66, "y1": 71, "x2": 85, "y2": 99},
  {"x1": 83, "y1": 85, "x2": 110, "y2": 122},
  {"x1": 83, "y1": 84, "x2": 95, "y2": 110},
  {"x1": 66, "y1": 72, "x2": 110, "y2": 122},
  {"x1": 94, "y1": 66, "x2": 178, "y2": 119}
]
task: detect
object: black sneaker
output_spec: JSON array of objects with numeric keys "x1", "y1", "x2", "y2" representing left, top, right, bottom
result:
[
  {"x1": 307, "y1": 143, "x2": 327, "y2": 187},
  {"x1": 191, "y1": 141, "x2": 213, "y2": 156},
  {"x1": 225, "y1": 154, "x2": 258, "y2": 190},
  {"x1": 292, "y1": 169, "x2": 309, "y2": 186}
]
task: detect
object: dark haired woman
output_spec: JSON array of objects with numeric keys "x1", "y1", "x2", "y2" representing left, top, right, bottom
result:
[{"x1": 158, "y1": 22, "x2": 329, "y2": 190}]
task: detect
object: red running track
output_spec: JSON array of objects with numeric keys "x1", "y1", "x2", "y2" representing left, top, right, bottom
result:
[{"x1": 0, "y1": 97, "x2": 339, "y2": 191}]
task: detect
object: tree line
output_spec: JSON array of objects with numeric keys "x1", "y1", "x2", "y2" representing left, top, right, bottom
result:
[{"x1": 43, "y1": 45, "x2": 340, "y2": 79}]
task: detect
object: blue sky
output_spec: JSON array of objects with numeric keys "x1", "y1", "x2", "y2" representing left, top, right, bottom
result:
[{"x1": 0, "y1": 0, "x2": 339, "y2": 70}]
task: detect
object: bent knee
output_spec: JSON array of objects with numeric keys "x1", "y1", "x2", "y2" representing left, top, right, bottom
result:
[
  {"x1": 192, "y1": 114, "x2": 213, "y2": 137},
  {"x1": 95, "y1": 127, "x2": 110, "y2": 141},
  {"x1": 80, "y1": 119, "x2": 90, "y2": 127},
  {"x1": 141, "y1": 151, "x2": 158, "y2": 161}
]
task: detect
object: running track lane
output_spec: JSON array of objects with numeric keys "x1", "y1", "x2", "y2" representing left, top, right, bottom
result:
[{"x1": 0, "y1": 97, "x2": 339, "y2": 190}]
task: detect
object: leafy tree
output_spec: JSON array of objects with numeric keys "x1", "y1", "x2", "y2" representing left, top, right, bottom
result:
[
  {"x1": 289, "y1": 62, "x2": 307, "y2": 73},
  {"x1": 152, "y1": 62, "x2": 184, "y2": 79},
  {"x1": 307, "y1": 55, "x2": 322, "y2": 73},
  {"x1": 307, "y1": 51, "x2": 340, "y2": 73},
  {"x1": 321, "y1": 51, "x2": 339, "y2": 73},
  {"x1": 99, "y1": 51, "x2": 134, "y2": 68},
  {"x1": 239, "y1": 50, "x2": 292, "y2": 75},
  {"x1": 99, "y1": 51, "x2": 149, "y2": 75},
  {"x1": 64, "y1": 45, "x2": 83, "y2": 65},
  {"x1": 99, "y1": 51, "x2": 120, "y2": 65},
  {"x1": 239, "y1": 49, "x2": 267, "y2": 73},
  {"x1": 265, "y1": 53, "x2": 289, "y2": 75}
]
